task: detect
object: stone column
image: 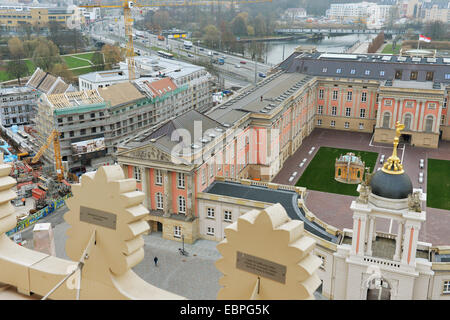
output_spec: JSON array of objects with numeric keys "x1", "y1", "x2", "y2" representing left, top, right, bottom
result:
[
  {"x1": 140, "y1": 166, "x2": 148, "y2": 208},
  {"x1": 418, "y1": 100, "x2": 426, "y2": 132},
  {"x1": 401, "y1": 222, "x2": 421, "y2": 266},
  {"x1": 392, "y1": 99, "x2": 400, "y2": 127},
  {"x1": 436, "y1": 102, "x2": 443, "y2": 133},
  {"x1": 351, "y1": 214, "x2": 367, "y2": 256},
  {"x1": 186, "y1": 173, "x2": 193, "y2": 221},
  {"x1": 393, "y1": 221, "x2": 403, "y2": 261},
  {"x1": 163, "y1": 170, "x2": 171, "y2": 217},
  {"x1": 376, "y1": 96, "x2": 383, "y2": 127},
  {"x1": 366, "y1": 217, "x2": 375, "y2": 256},
  {"x1": 414, "y1": 101, "x2": 420, "y2": 131},
  {"x1": 397, "y1": 99, "x2": 404, "y2": 123}
]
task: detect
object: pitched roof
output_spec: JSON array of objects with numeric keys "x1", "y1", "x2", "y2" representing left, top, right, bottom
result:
[
  {"x1": 26, "y1": 67, "x2": 70, "y2": 94},
  {"x1": 97, "y1": 82, "x2": 145, "y2": 107},
  {"x1": 141, "y1": 77, "x2": 178, "y2": 98}
]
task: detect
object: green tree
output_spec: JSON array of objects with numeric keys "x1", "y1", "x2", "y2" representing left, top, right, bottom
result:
[
  {"x1": 8, "y1": 37, "x2": 25, "y2": 59},
  {"x1": 50, "y1": 63, "x2": 74, "y2": 83},
  {"x1": 253, "y1": 14, "x2": 267, "y2": 36},
  {"x1": 92, "y1": 52, "x2": 105, "y2": 71},
  {"x1": 203, "y1": 24, "x2": 221, "y2": 48},
  {"x1": 32, "y1": 39, "x2": 61, "y2": 71},
  {"x1": 425, "y1": 21, "x2": 448, "y2": 40},
  {"x1": 231, "y1": 15, "x2": 248, "y2": 36},
  {"x1": 7, "y1": 59, "x2": 28, "y2": 85},
  {"x1": 247, "y1": 25, "x2": 255, "y2": 36},
  {"x1": 101, "y1": 44, "x2": 123, "y2": 69}
]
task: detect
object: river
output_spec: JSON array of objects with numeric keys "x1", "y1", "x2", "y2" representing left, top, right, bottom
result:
[{"x1": 249, "y1": 34, "x2": 377, "y2": 66}]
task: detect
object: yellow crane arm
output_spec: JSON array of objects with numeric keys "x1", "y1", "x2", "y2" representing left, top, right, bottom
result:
[{"x1": 32, "y1": 130, "x2": 58, "y2": 164}]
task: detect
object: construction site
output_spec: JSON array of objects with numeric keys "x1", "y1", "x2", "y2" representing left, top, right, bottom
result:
[{"x1": 0, "y1": 123, "x2": 73, "y2": 244}]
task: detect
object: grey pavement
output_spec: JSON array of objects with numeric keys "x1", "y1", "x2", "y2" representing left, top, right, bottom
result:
[{"x1": 19, "y1": 205, "x2": 223, "y2": 300}]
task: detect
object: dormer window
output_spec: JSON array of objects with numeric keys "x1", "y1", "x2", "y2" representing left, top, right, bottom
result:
[
  {"x1": 395, "y1": 70, "x2": 402, "y2": 79},
  {"x1": 336, "y1": 68, "x2": 342, "y2": 74},
  {"x1": 410, "y1": 71, "x2": 418, "y2": 80},
  {"x1": 322, "y1": 68, "x2": 327, "y2": 73},
  {"x1": 350, "y1": 69, "x2": 356, "y2": 74},
  {"x1": 426, "y1": 71, "x2": 434, "y2": 81}
]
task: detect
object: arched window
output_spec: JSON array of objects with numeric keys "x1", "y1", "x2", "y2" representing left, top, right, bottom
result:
[
  {"x1": 357, "y1": 171, "x2": 361, "y2": 178},
  {"x1": 338, "y1": 168, "x2": 341, "y2": 176},
  {"x1": 382, "y1": 112, "x2": 390, "y2": 128},
  {"x1": 404, "y1": 114, "x2": 412, "y2": 130},
  {"x1": 155, "y1": 192, "x2": 163, "y2": 210},
  {"x1": 178, "y1": 196, "x2": 186, "y2": 214},
  {"x1": 425, "y1": 115, "x2": 434, "y2": 132}
]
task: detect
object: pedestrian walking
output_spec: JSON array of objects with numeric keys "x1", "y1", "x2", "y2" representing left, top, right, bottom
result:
[
  {"x1": 154, "y1": 256, "x2": 158, "y2": 267},
  {"x1": 21, "y1": 198, "x2": 25, "y2": 206}
]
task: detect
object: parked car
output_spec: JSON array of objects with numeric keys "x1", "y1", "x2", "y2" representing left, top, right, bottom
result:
[
  {"x1": 213, "y1": 52, "x2": 219, "y2": 55},
  {"x1": 235, "y1": 64, "x2": 241, "y2": 68},
  {"x1": 258, "y1": 72, "x2": 266, "y2": 78},
  {"x1": 187, "y1": 53, "x2": 194, "y2": 57},
  {"x1": 379, "y1": 154, "x2": 385, "y2": 164},
  {"x1": 419, "y1": 159, "x2": 424, "y2": 169},
  {"x1": 240, "y1": 61, "x2": 247, "y2": 64},
  {"x1": 199, "y1": 48, "x2": 204, "y2": 51}
]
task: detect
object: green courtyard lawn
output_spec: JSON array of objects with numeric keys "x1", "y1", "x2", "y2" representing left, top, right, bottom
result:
[
  {"x1": 296, "y1": 146, "x2": 378, "y2": 196},
  {"x1": 382, "y1": 43, "x2": 401, "y2": 54},
  {"x1": 62, "y1": 55, "x2": 92, "y2": 69},
  {"x1": 72, "y1": 52, "x2": 95, "y2": 62},
  {"x1": 71, "y1": 66, "x2": 96, "y2": 76},
  {"x1": 427, "y1": 159, "x2": 450, "y2": 210}
]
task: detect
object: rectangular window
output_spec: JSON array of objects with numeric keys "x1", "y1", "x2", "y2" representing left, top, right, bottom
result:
[
  {"x1": 155, "y1": 169, "x2": 162, "y2": 185},
  {"x1": 347, "y1": 91, "x2": 352, "y2": 101},
  {"x1": 445, "y1": 74, "x2": 450, "y2": 80},
  {"x1": 395, "y1": 70, "x2": 402, "y2": 79},
  {"x1": 202, "y1": 168, "x2": 206, "y2": 184},
  {"x1": 443, "y1": 281, "x2": 450, "y2": 294},
  {"x1": 224, "y1": 210, "x2": 232, "y2": 222},
  {"x1": 207, "y1": 227, "x2": 215, "y2": 236},
  {"x1": 345, "y1": 108, "x2": 351, "y2": 117},
  {"x1": 330, "y1": 120, "x2": 336, "y2": 127},
  {"x1": 359, "y1": 123, "x2": 364, "y2": 130},
  {"x1": 410, "y1": 71, "x2": 418, "y2": 80},
  {"x1": 80, "y1": 129, "x2": 86, "y2": 135},
  {"x1": 428, "y1": 103, "x2": 436, "y2": 110},
  {"x1": 344, "y1": 122, "x2": 350, "y2": 129},
  {"x1": 441, "y1": 115, "x2": 446, "y2": 125},
  {"x1": 350, "y1": 69, "x2": 356, "y2": 75},
  {"x1": 380, "y1": 70, "x2": 385, "y2": 76},
  {"x1": 177, "y1": 172, "x2": 185, "y2": 188},
  {"x1": 317, "y1": 254, "x2": 325, "y2": 270},
  {"x1": 426, "y1": 71, "x2": 434, "y2": 81},
  {"x1": 322, "y1": 67, "x2": 327, "y2": 73},
  {"x1": 332, "y1": 106, "x2": 337, "y2": 116},
  {"x1": 405, "y1": 101, "x2": 413, "y2": 108},
  {"x1": 317, "y1": 119, "x2": 322, "y2": 126},
  {"x1": 174, "y1": 226, "x2": 181, "y2": 238},
  {"x1": 318, "y1": 89, "x2": 324, "y2": 100},
  {"x1": 207, "y1": 208, "x2": 215, "y2": 219},
  {"x1": 156, "y1": 193, "x2": 163, "y2": 209},
  {"x1": 209, "y1": 163, "x2": 214, "y2": 177},
  {"x1": 69, "y1": 131, "x2": 74, "y2": 137},
  {"x1": 360, "y1": 109, "x2": 366, "y2": 118},
  {"x1": 384, "y1": 100, "x2": 392, "y2": 106},
  {"x1": 133, "y1": 167, "x2": 141, "y2": 181},
  {"x1": 332, "y1": 91, "x2": 338, "y2": 101},
  {"x1": 318, "y1": 105, "x2": 323, "y2": 114},
  {"x1": 79, "y1": 114, "x2": 84, "y2": 120},
  {"x1": 361, "y1": 92, "x2": 367, "y2": 102},
  {"x1": 444, "y1": 98, "x2": 447, "y2": 109}
]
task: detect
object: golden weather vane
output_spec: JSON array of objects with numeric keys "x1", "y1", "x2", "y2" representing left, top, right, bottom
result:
[{"x1": 382, "y1": 121, "x2": 405, "y2": 175}]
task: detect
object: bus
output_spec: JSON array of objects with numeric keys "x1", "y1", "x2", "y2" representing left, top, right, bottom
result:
[
  {"x1": 17, "y1": 130, "x2": 28, "y2": 139},
  {"x1": 157, "y1": 50, "x2": 174, "y2": 59},
  {"x1": 183, "y1": 40, "x2": 193, "y2": 50}
]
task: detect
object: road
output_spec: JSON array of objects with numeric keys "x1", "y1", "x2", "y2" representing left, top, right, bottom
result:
[{"x1": 86, "y1": 18, "x2": 272, "y2": 85}]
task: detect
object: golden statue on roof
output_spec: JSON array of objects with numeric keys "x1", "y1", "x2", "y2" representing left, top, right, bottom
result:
[{"x1": 382, "y1": 121, "x2": 405, "y2": 175}]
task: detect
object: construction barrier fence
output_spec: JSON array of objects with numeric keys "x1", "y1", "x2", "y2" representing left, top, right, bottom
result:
[{"x1": 6, "y1": 194, "x2": 72, "y2": 237}]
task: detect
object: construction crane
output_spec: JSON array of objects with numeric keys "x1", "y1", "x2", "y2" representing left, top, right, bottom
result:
[
  {"x1": 31, "y1": 129, "x2": 64, "y2": 182},
  {"x1": 80, "y1": 0, "x2": 272, "y2": 80}
]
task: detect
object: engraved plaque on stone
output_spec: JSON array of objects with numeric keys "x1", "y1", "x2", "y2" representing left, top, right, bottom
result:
[
  {"x1": 80, "y1": 206, "x2": 117, "y2": 230},
  {"x1": 236, "y1": 251, "x2": 286, "y2": 284}
]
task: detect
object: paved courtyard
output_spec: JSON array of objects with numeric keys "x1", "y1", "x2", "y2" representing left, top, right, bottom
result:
[
  {"x1": 272, "y1": 128, "x2": 450, "y2": 245},
  {"x1": 18, "y1": 207, "x2": 223, "y2": 300}
]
